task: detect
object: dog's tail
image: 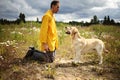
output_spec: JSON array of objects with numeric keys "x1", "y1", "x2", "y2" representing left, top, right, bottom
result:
[
  {"x1": 104, "y1": 48, "x2": 109, "y2": 53},
  {"x1": 103, "y1": 44, "x2": 109, "y2": 53}
]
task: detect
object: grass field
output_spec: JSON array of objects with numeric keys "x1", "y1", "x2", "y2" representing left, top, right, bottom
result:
[{"x1": 0, "y1": 22, "x2": 120, "y2": 80}]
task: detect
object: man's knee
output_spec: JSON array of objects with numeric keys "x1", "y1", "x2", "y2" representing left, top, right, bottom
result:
[{"x1": 46, "y1": 51, "x2": 55, "y2": 63}]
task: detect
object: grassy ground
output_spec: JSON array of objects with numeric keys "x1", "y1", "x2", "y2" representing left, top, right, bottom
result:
[{"x1": 0, "y1": 22, "x2": 120, "y2": 80}]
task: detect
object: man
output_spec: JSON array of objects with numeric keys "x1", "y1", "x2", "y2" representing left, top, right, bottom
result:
[{"x1": 39, "y1": 0, "x2": 60, "y2": 63}]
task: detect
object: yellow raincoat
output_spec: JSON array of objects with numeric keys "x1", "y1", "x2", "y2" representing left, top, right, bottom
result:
[{"x1": 39, "y1": 10, "x2": 58, "y2": 52}]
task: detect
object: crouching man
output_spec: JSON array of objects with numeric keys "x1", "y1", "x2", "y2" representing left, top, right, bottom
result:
[{"x1": 39, "y1": 0, "x2": 60, "y2": 63}]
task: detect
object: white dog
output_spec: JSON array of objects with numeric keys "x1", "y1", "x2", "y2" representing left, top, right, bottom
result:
[{"x1": 65, "y1": 27, "x2": 107, "y2": 64}]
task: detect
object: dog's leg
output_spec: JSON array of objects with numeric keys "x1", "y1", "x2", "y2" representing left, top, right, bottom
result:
[
  {"x1": 97, "y1": 51, "x2": 103, "y2": 64},
  {"x1": 73, "y1": 51, "x2": 82, "y2": 63},
  {"x1": 99, "y1": 53, "x2": 103, "y2": 64},
  {"x1": 96, "y1": 45, "x2": 104, "y2": 64}
]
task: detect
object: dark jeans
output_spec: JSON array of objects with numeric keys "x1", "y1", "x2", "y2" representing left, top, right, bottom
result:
[{"x1": 24, "y1": 47, "x2": 56, "y2": 63}]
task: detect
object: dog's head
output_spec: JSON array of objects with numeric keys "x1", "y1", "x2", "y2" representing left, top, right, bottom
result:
[{"x1": 65, "y1": 27, "x2": 79, "y2": 35}]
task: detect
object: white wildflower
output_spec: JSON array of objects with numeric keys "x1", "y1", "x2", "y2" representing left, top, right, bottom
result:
[
  {"x1": 0, "y1": 56, "x2": 4, "y2": 60},
  {"x1": 57, "y1": 30, "x2": 63, "y2": 36},
  {"x1": 32, "y1": 27, "x2": 39, "y2": 32},
  {"x1": 6, "y1": 44, "x2": 9, "y2": 46},
  {"x1": 18, "y1": 32, "x2": 23, "y2": 35},
  {"x1": 7, "y1": 40, "x2": 11, "y2": 45},
  {"x1": 21, "y1": 27, "x2": 27, "y2": 31},
  {"x1": 0, "y1": 42, "x2": 5, "y2": 45},
  {"x1": 11, "y1": 31, "x2": 16, "y2": 34}
]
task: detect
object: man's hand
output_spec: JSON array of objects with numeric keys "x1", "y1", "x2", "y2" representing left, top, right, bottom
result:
[{"x1": 43, "y1": 43, "x2": 49, "y2": 52}]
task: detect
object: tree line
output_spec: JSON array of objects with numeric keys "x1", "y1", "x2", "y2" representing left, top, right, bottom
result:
[
  {"x1": 0, "y1": 13, "x2": 26, "y2": 25},
  {"x1": 0, "y1": 13, "x2": 41, "y2": 25},
  {"x1": 69, "y1": 15, "x2": 120, "y2": 26},
  {"x1": 0, "y1": 13, "x2": 120, "y2": 26}
]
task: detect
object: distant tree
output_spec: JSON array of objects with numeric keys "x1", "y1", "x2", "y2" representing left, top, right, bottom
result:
[
  {"x1": 106, "y1": 16, "x2": 111, "y2": 25},
  {"x1": 90, "y1": 19, "x2": 94, "y2": 24},
  {"x1": 110, "y1": 19, "x2": 115, "y2": 25},
  {"x1": 80, "y1": 21, "x2": 84, "y2": 27},
  {"x1": 103, "y1": 15, "x2": 116, "y2": 25},
  {"x1": 69, "y1": 21, "x2": 80, "y2": 26},
  {"x1": 22, "y1": 13, "x2": 25, "y2": 23},
  {"x1": 19, "y1": 13, "x2": 26, "y2": 23},
  {"x1": 36, "y1": 17, "x2": 39, "y2": 23},
  {"x1": 15, "y1": 18, "x2": 21, "y2": 24},
  {"x1": 0, "y1": 18, "x2": 4, "y2": 24},
  {"x1": 84, "y1": 22, "x2": 91, "y2": 26},
  {"x1": 103, "y1": 16, "x2": 107, "y2": 25},
  {"x1": 90, "y1": 15, "x2": 99, "y2": 24},
  {"x1": 107, "y1": 16, "x2": 110, "y2": 22},
  {"x1": 94, "y1": 15, "x2": 99, "y2": 24}
]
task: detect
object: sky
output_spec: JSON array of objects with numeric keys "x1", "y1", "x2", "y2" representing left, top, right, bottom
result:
[{"x1": 0, "y1": 0, "x2": 120, "y2": 22}]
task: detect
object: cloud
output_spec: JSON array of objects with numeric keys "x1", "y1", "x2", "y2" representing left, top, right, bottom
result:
[{"x1": 0, "y1": 0, "x2": 120, "y2": 22}]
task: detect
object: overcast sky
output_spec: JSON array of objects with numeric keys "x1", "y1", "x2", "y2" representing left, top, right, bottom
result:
[{"x1": 0, "y1": 0, "x2": 120, "y2": 22}]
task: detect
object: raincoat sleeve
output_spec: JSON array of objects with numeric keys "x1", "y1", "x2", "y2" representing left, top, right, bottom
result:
[{"x1": 39, "y1": 15, "x2": 49, "y2": 43}]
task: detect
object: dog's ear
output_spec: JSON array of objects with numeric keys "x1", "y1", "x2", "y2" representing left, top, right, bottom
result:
[
  {"x1": 72, "y1": 30, "x2": 77, "y2": 35},
  {"x1": 72, "y1": 28, "x2": 78, "y2": 34},
  {"x1": 70, "y1": 27, "x2": 72, "y2": 29}
]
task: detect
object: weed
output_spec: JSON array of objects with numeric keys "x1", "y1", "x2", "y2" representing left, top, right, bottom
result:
[{"x1": 43, "y1": 64, "x2": 56, "y2": 79}]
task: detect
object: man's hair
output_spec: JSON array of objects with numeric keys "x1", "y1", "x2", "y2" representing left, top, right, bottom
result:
[{"x1": 50, "y1": 0, "x2": 59, "y2": 8}]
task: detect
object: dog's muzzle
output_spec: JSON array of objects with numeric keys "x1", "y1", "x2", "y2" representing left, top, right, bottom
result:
[{"x1": 65, "y1": 31, "x2": 71, "y2": 34}]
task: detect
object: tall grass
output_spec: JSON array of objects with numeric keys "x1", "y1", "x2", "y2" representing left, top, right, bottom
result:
[{"x1": 0, "y1": 23, "x2": 120, "y2": 79}]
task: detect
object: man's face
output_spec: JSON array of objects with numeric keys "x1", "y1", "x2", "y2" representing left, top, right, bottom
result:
[{"x1": 52, "y1": 3, "x2": 60, "y2": 13}]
